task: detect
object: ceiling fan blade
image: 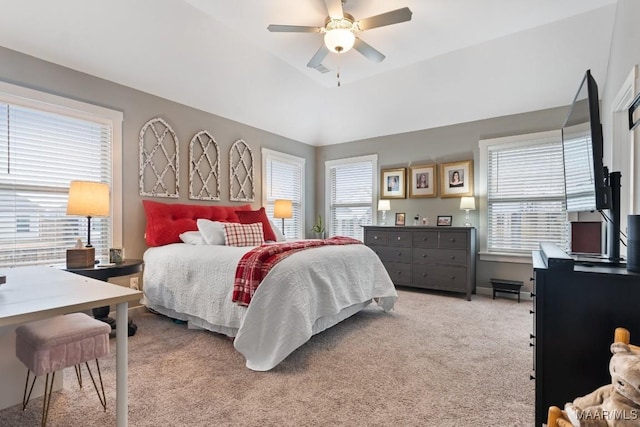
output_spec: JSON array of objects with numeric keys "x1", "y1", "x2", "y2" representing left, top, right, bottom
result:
[
  {"x1": 356, "y1": 7, "x2": 412, "y2": 31},
  {"x1": 354, "y1": 38, "x2": 385, "y2": 63},
  {"x1": 307, "y1": 44, "x2": 330, "y2": 69},
  {"x1": 324, "y1": 0, "x2": 344, "y2": 20},
  {"x1": 267, "y1": 24, "x2": 322, "y2": 33}
]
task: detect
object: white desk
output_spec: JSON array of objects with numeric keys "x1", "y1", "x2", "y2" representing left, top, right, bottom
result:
[{"x1": 0, "y1": 266, "x2": 142, "y2": 427}]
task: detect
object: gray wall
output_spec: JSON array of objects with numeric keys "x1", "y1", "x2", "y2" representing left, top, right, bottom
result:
[
  {"x1": 0, "y1": 46, "x2": 316, "y2": 263},
  {"x1": 317, "y1": 107, "x2": 570, "y2": 294}
]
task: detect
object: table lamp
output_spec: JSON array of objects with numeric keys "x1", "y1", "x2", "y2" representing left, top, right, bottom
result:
[
  {"x1": 273, "y1": 199, "x2": 292, "y2": 236},
  {"x1": 378, "y1": 200, "x2": 390, "y2": 225},
  {"x1": 460, "y1": 196, "x2": 476, "y2": 227},
  {"x1": 66, "y1": 181, "x2": 110, "y2": 267}
]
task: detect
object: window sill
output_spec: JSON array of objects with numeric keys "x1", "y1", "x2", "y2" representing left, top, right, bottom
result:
[{"x1": 479, "y1": 251, "x2": 533, "y2": 264}]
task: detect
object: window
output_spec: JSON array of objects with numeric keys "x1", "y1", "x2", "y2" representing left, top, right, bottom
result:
[
  {"x1": 479, "y1": 130, "x2": 566, "y2": 258},
  {"x1": 0, "y1": 82, "x2": 122, "y2": 267},
  {"x1": 325, "y1": 154, "x2": 378, "y2": 241},
  {"x1": 262, "y1": 148, "x2": 305, "y2": 239}
]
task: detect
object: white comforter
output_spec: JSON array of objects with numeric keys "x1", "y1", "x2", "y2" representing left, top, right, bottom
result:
[{"x1": 142, "y1": 242, "x2": 397, "y2": 371}]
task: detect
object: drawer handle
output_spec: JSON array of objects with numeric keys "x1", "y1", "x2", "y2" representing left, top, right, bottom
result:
[
  {"x1": 422, "y1": 273, "x2": 427, "y2": 277},
  {"x1": 397, "y1": 236, "x2": 401, "y2": 240},
  {"x1": 449, "y1": 255, "x2": 455, "y2": 260},
  {"x1": 422, "y1": 254, "x2": 427, "y2": 258},
  {"x1": 397, "y1": 252, "x2": 402, "y2": 256},
  {"x1": 450, "y1": 275, "x2": 455, "y2": 280},
  {"x1": 374, "y1": 236, "x2": 378, "y2": 240},
  {"x1": 396, "y1": 271, "x2": 402, "y2": 275},
  {"x1": 423, "y1": 237, "x2": 428, "y2": 241}
]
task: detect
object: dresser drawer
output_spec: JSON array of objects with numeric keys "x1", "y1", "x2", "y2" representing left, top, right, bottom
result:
[
  {"x1": 365, "y1": 230, "x2": 387, "y2": 246},
  {"x1": 438, "y1": 231, "x2": 468, "y2": 249},
  {"x1": 412, "y1": 248, "x2": 467, "y2": 266},
  {"x1": 412, "y1": 231, "x2": 439, "y2": 248},
  {"x1": 376, "y1": 246, "x2": 412, "y2": 263},
  {"x1": 412, "y1": 264, "x2": 467, "y2": 291},
  {"x1": 387, "y1": 230, "x2": 412, "y2": 247},
  {"x1": 383, "y1": 262, "x2": 411, "y2": 285}
]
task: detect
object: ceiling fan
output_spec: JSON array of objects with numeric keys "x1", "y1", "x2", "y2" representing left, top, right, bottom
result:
[{"x1": 267, "y1": 0, "x2": 412, "y2": 74}]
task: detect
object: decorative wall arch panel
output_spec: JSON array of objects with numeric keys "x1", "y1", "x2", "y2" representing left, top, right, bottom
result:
[
  {"x1": 139, "y1": 117, "x2": 179, "y2": 198},
  {"x1": 229, "y1": 139, "x2": 255, "y2": 202},
  {"x1": 189, "y1": 130, "x2": 220, "y2": 201}
]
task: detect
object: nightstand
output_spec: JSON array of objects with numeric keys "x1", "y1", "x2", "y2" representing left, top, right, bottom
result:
[{"x1": 65, "y1": 259, "x2": 144, "y2": 336}]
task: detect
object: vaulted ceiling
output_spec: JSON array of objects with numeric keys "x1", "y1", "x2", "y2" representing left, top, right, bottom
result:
[{"x1": 0, "y1": 0, "x2": 618, "y2": 145}]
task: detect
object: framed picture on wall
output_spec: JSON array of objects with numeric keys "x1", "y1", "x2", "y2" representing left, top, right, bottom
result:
[
  {"x1": 380, "y1": 167, "x2": 406, "y2": 199},
  {"x1": 440, "y1": 160, "x2": 473, "y2": 198},
  {"x1": 409, "y1": 164, "x2": 437, "y2": 198}
]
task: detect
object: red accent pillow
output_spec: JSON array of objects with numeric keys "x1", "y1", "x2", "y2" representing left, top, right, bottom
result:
[
  {"x1": 143, "y1": 200, "x2": 252, "y2": 247},
  {"x1": 235, "y1": 207, "x2": 277, "y2": 242}
]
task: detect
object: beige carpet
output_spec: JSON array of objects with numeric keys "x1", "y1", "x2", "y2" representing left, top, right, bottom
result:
[{"x1": 0, "y1": 288, "x2": 534, "y2": 426}]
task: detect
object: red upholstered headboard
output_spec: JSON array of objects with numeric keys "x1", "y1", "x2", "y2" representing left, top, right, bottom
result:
[{"x1": 143, "y1": 200, "x2": 252, "y2": 247}]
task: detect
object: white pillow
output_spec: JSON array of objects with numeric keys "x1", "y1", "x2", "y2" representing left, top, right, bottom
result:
[
  {"x1": 269, "y1": 219, "x2": 286, "y2": 242},
  {"x1": 196, "y1": 219, "x2": 226, "y2": 245},
  {"x1": 179, "y1": 231, "x2": 206, "y2": 245}
]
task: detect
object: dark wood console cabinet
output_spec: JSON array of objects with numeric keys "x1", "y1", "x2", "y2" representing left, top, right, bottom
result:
[
  {"x1": 363, "y1": 226, "x2": 476, "y2": 300},
  {"x1": 532, "y1": 243, "x2": 640, "y2": 427}
]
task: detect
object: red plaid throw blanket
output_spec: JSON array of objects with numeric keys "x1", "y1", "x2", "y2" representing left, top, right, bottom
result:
[{"x1": 232, "y1": 236, "x2": 362, "y2": 306}]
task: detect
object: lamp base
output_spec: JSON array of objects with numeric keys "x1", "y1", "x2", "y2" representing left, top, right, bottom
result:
[
  {"x1": 381, "y1": 211, "x2": 387, "y2": 225},
  {"x1": 66, "y1": 247, "x2": 95, "y2": 268},
  {"x1": 463, "y1": 209, "x2": 472, "y2": 227}
]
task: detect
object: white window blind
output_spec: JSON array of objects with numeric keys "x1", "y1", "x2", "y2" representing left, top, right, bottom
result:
[
  {"x1": 485, "y1": 132, "x2": 567, "y2": 253},
  {"x1": 326, "y1": 155, "x2": 377, "y2": 241},
  {"x1": 0, "y1": 102, "x2": 112, "y2": 267},
  {"x1": 262, "y1": 149, "x2": 305, "y2": 239}
]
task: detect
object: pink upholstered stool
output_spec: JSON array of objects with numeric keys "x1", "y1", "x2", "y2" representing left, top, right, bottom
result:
[{"x1": 15, "y1": 312, "x2": 111, "y2": 426}]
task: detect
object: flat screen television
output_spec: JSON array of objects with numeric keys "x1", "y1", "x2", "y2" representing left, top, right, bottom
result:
[{"x1": 562, "y1": 69, "x2": 611, "y2": 212}]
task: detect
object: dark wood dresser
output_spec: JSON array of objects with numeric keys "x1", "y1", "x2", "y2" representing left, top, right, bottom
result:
[
  {"x1": 363, "y1": 226, "x2": 476, "y2": 300},
  {"x1": 532, "y1": 242, "x2": 640, "y2": 426}
]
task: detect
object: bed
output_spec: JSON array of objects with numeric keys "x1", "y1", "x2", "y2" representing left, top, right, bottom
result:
[{"x1": 140, "y1": 200, "x2": 398, "y2": 371}]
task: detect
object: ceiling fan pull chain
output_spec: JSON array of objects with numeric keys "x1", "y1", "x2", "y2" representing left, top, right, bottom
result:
[{"x1": 337, "y1": 56, "x2": 341, "y2": 87}]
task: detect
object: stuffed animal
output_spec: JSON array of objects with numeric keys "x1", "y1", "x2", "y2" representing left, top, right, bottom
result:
[{"x1": 564, "y1": 342, "x2": 640, "y2": 426}]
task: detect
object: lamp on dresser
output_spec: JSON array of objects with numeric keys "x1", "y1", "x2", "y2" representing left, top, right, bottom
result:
[
  {"x1": 460, "y1": 196, "x2": 476, "y2": 227},
  {"x1": 66, "y1": 181, "x2": 110, "y2": 267},
  {"x1": 378, "y1": 200, "x2": 390, "y2": 225},
  {"x1": 273, "y1": 199, "x2": 292, "y2": 237}
]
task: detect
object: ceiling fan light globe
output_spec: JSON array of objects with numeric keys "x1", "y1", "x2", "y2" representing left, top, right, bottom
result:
[{"x1": 324, "y1": 29, "x2": 355, "y2": 53}]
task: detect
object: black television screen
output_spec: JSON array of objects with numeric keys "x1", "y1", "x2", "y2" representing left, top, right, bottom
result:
[{"x1": 562, "y1": 70, "x2": 611, "y2": 212}]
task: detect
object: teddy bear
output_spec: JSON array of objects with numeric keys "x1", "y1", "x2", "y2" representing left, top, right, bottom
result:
[{"x1": 564, "y1": 342, "x2": 640, "y2": 426}]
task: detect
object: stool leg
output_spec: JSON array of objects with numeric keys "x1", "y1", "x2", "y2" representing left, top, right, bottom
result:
[
  {"x1": 84, "y1": 359, "x2": 107, "y2": 411},
  {"x1": 22, "y1": 370, "x2": 37, "y2": 410},
  {"x1": 74, "y1": 364, "x2": 83, "y2": 388},
  {"x1": 41, "y1": 372, "x2": 55, "y2": 427}
]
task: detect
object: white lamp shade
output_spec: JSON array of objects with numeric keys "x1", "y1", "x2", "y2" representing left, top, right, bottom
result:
[
  {"x1": 273, "y1": 199, "x2": 293, "y2": 219},
  {"x1": 460, "y1": 197, "x2": 476, "y2": 211},
  {"x1": 66, "y1": 181, "x2": 110, "y2": 217},
  {"x1": 378, "y1": 200, "x2": 391, "y2": 211},
  {"x1": 324, "y1": 29, "x2": 355, "y2": 53}
]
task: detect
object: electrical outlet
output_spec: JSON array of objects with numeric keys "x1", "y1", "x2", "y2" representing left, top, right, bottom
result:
[{"x1": 129, "y1": 277, "x2": 139, "y2": 290}]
